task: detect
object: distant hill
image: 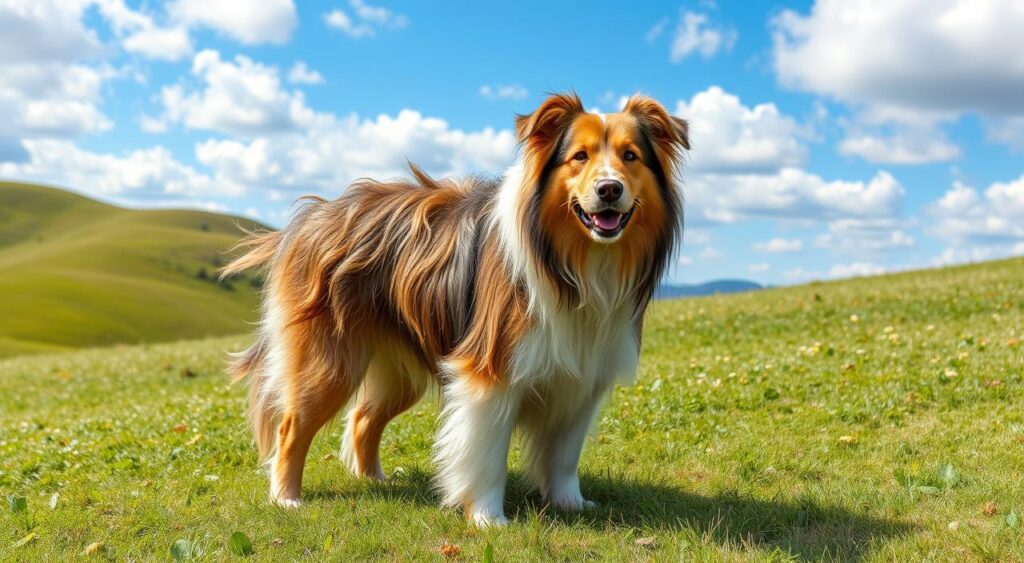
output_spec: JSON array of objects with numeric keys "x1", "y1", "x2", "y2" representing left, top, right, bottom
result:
[
  {"x1": 0, "y1": 182, "x2": 266, "y2": 358},
  {"x1": 655, "y1": 279, "x2": 763, "y2": 299}
]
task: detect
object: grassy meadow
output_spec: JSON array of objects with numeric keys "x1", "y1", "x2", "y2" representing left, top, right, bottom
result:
[
  {"x1": 0, "y1": 182, "x2": 263, "y2": 358},
  {"x1": 1, "y1": 257, "x2": 1023, "y2": 561}
]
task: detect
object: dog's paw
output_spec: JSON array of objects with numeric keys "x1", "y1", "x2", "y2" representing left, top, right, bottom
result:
[
  {"x1": 470, "y1": 510, "x2": 509, "y2": 527},
  {"x1": 549, "y1": 493, "x2": 598, "y2": 512},
  {"x1": 272, "y1": 497, "x2": 302, "y2": 509}
]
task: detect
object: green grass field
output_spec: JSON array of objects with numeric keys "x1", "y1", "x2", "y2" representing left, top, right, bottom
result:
[
  {"x1": 0, "y1": 182, "x2": 264, "y2": 358},
  {"x1": 2, "y1": 256, "x2": 1023, "y2": 561}
]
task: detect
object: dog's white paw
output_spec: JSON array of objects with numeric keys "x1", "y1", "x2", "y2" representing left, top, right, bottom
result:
[
  {"x1": 549, "y1": 492, "x2": 598, "y2": 512},
  {"x1": 273, "y1": 497, "x2": 302, "y2": 509},
  {"x1": 470, "y1": 509, "x2": 509, "y2": 527}
]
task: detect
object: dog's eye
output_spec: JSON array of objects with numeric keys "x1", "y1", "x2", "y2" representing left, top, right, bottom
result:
[
  {"x1": 623, "y1": 150, "x2": 637, "y2": 161},
  {"x1": 572, "y1": 150, "x2": 588, "y2": 162}
]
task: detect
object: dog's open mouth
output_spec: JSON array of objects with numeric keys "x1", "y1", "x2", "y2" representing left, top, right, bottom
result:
[{"x1": 573, "y1": 201, "x2": 635, "y2": 238}]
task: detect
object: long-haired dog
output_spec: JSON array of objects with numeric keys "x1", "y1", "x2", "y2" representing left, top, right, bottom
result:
[{"x1": 222, "y1": 93, "x2": 689, "y2": 526}]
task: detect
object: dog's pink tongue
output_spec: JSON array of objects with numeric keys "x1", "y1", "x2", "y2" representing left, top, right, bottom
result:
[{"x1": 592, "y1": 212, "x2": 622, "y2": 231}]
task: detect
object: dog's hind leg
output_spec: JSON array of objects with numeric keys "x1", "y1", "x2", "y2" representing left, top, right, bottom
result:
[
  {"x1": 269, "y1": 331, "x2": 369, "y2": 507},
  {"x1": 340, "y1": 348, "x2": 428, "y2": 479}
]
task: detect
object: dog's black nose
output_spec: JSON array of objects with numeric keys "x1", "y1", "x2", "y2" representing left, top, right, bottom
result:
[{"x1": 595, "y1": 179, "x2": 624, "y2": 203}]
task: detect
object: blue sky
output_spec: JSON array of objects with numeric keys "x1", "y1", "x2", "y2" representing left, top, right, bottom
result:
[{"x1": 2, "y1": 0, "x2": 1023, "y2": 284}]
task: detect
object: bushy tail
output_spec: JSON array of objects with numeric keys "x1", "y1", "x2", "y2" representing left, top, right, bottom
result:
[
  {"x1": 220, "y1": 228, "x2": 283, "y2": 280},
  {"x1": 228, "y1": 329, "x2": 281, "y2": 459},
  {"x1": 222, "y1": 227, "x2": 284, "y2": 459}
]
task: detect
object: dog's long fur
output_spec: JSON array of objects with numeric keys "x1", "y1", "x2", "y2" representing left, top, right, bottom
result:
[{"x1": 223, "y1": 93, "x2": 688, "y2": 524}]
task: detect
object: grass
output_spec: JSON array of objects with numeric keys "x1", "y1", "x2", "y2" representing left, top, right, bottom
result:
[
  {"x1": 0, "y1": 182, "x2": 264, "y2": 358},
  {"x1": 1, "y1": 256, "x2": 1023, "y2": 560}
]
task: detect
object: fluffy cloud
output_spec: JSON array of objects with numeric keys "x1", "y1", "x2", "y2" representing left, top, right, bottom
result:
[
  {"x1": 0, "y1": 139, "x2": 240, "y2": 198},
  {"x1": 94, "y1": 0, "x2": 191, "y2": 61},
  {"x1": 195, "y1": 110, "x2": 516, "y2": 193},
  {"x1": 0, "y1": 1, "x2": 116, "y2": 146},
  {"x1": 670, "y1": 11, "x2": 736, "y2": 62},
  {"x1": 929, "y1": 176, "x2": 1024, "y2": 244},
  {"x1": 147, "y1": 50, "x2": 317, "y2": 136},
  {"x1": 170, "y1": 0, "x2": 296, "y2": 45},
  {"x1": 287, "y1": 62, "x2": 324, "y2": 85},
  {"x1": 829, "y1": 262, "x2": 887, "y2": 279},
  {"x1": 674, "y1": 87, "x2": 807, "y2": 173},
  {"x1": 687, "y1": 168, "x2": 904, "y2": 225},
  {"x1": 838, "y1": 129, "x2": 961, "y2": 164},
  {"x1": 815, "y1": 219, "x2": 915, "y2": 252},
  {"x1": 480, "y1": 84, "x2": 528, "y2": 100},
  {"x1": 0, "y1": 0, "x2": 100, "y2": 64},
  {"x1": 772, "y1": 0, "x2": 1024, "y2": 149},
  {"x1": 752, "y1": 238, "x2": 803, "y2": 254},
  {"x1": 325, "y1": 0, "x2": 408, "y2": 39}
]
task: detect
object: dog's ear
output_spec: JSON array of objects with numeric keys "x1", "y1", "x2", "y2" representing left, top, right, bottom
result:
[
  {"x1": 515, "y1": 93, "x2": 584, "y2": 160},
  {"x1": 624, "y1": 95, "x2": 690, "y2": 159}
]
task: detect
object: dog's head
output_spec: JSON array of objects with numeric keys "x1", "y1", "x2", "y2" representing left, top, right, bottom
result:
[{"x1": 515, "y1": 93, "x2": 688, "y2": 306}]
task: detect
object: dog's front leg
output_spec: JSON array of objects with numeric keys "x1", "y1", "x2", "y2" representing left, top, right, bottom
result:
[
  {"x1": 433, "y1": 376, "x2": 519, "y2": 527},
  {"x1": 527, "y1": 387, "x2": 607, "y2": 512}
]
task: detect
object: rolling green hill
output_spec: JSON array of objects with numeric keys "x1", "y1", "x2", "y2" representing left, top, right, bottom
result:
[
  {"x1": 0, "y1": 182, "x2": 266, "y2": 357},
  {"x1": 0, "y1": 256, "x2": 1022, "y2": 559}
]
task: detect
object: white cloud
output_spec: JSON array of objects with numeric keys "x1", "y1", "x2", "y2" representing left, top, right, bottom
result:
[
  {"x1": 985, "y1": 116, "x2": 1024, "y2": 150},
  {"x1": 148, "y1": 50, "x2": 317, "y2": 137},
  {"x1": 0, "y1": 1, "x2": 117, "y2": 145},
  {"x1": 815, "y1": 219, "x2": 915, "y2": 252},
  {"x1": 0, "y1": 0, "x2": 101, "y2": 64},
  {"x1": 752, "y1": 238, "x2": 803, "y2": 253},
  {"x1": 674, "y1": 86, "x2": 807, "y2": 173},
  {"x1": 829, "y1": 262, "x2": 887, "y2": 279},
  {"x1": 839, "y1": 128, "x2": 961, "y2": 164},
  {"x1": 670, "y1": 10, "x2": 736, "y2": 62},
  {"x1": 325, "y1": 0, "x2": 407, "y2": 39},
  {"x1": 94, "y1": 0, "x2": 192, "y2": 61},
  {"x1": 170, "y1": 0, "x2": 296, "y2": 45},
  {"x1": 687, "y1": 168, "x2": 904, "y2": 225},
  {"x1": 480, "y1": 84, "x2": 527, "y2": 100},
  {"x1": 0, "y1": 139, "x2": 241, "y2": 198},
  {"x1": 772, "y1": 0, "x2": 1024, "y2": 146},
  {"x1": 287, "y1": 62, "x2": 324, "y2": 85},
  {"x1": 748, "y1": 263, "x2": 770, "y2": 273},
  {"x1": 929, "y1": 176, "x2": 1024, "y2": 244},
  {"x1": 195, "y1": 109, "x2": 517, "y2": 193}
]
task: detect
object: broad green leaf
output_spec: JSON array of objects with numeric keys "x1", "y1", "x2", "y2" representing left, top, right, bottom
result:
[
  {"x1": 229, "y1": 531, "x2": 254, "y2": 556},
  {"x1": 483, "y1": 542, "x2": 494, "y2": 563},
  {"x1": 323, "y1": 533, "x2": 333, "y2": 552},
  {"x1": 1007, "y1": 510, "x2": 1019, "y2": 529},
  {"x1": 9, "y1": 496, "x2": 27, "y2": 514}
]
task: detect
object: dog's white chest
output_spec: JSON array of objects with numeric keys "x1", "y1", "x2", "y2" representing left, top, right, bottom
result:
[{"x1": 509, "y1": 305, "x2": 640, "y2": 392}]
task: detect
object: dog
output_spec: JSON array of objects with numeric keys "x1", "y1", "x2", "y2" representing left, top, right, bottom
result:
[{"x1": 222, "y1": 93, "x2": 689, "y2": 526}]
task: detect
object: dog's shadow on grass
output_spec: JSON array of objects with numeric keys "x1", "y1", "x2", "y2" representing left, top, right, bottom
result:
[{"x1": 304, "y1": 467, "x2": 911, "y2": 561}]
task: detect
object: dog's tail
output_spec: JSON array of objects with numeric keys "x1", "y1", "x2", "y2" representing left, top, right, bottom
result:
[
  {"x1": 222, "y1": 228, "x2": 285, "y2": 459},
  {"x1": 228, "y1": 327, "x2": 281, "y2": 459},
  {"x1": 220, "y1": 228, "x2": 283, "y2": 280}
]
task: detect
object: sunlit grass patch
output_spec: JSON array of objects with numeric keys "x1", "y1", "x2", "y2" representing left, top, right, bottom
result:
[{"x1": 2, "y1": 257, "x2": 1023, "y2": 560}]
